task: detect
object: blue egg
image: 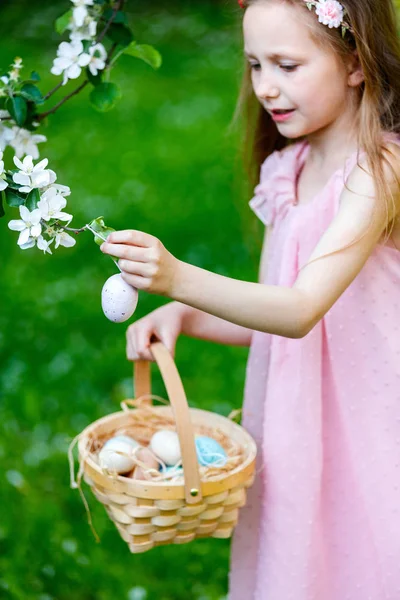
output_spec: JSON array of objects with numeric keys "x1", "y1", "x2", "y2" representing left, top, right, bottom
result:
[
  {"x1": 159, "y1": 464, "x2": 183, "y2": 474},
  {"x1": 195, "y1": 436, "x2": 227, "y2": 467}
]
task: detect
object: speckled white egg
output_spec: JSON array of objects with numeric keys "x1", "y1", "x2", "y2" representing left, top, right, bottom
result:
[
  {"x1": 150, "y1": 430, "x2": 182, "y2": 466},
  {"x1": 101, "y1": 273, "x2": 138, "y2": 323},
  {"x1": 98, "y1": 435, "x2": 140, "y2": 473}
]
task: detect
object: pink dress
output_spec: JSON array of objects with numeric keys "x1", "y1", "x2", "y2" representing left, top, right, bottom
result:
[{"x1": 228, "y1": 135, "x2": 400, "y2": 600}]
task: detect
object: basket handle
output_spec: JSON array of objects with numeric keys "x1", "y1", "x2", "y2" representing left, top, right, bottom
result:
[{"x1": 133, "y1": 342, "x2": 203, "y2": 504}]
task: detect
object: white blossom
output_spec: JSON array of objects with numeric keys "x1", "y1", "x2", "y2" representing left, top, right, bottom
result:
[
  {"x1": 8, "y1": 205, "x2": 42, "y2": 248},
  {"x1": 71, "y1": 0, "x2": 94, "y2": 28},
  {"x1": 9, "y1": 69, "x2": 20, "y2": 83},
  {"x1": 36, "y1": 235, "x2": 53, "y2": 254},
  {"x1": 11, "y1": 57, "x2": 23, "y2": 70},
  {"x1": 55, "y1": 230, "x2": 76, "y2": 248},
  {"x1": 69, "y1": 16, "x2": 97, "y2": 41},
  {"x1": 12, "y1": 155, "x2": 56, "y2": 193},
  {"x1": 37, "y1": 187, "x2": 72, "y2": 222},
  {"x1": 9, "y1": 127, "x2": 47, "y2": 159},
  {"x1": 0, "y1": 123, "x2": 15, "y2": 152},
  {"x1": 49, "y1": 183, "x2": 71, "y2": 197},
  {"x1": 0, "y1": 151, "x2": 8, "y2": 192},
  {"x1": 0, "y1": 76, "x2": 9, "y2": 86},
  {"x1": 88, "y1": 43, "x2": 107, "y2": 76},
  {"x1": 51, "y1": 41, "x2": 91, "y2": 86}
]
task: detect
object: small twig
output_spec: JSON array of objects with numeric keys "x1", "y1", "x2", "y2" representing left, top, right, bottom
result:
[
  {"x1": 43, "y1": 81, "x2": 63, "y2": 101},
  {"x1": 96, "y1": 0, "x2": 124, "y2": 44},
  {"x1": 86, "y1": 224, "x2": 122, "y2": 273},
  {"x1": 62, "y1": 224, "x2": 88, "y2": 234},
  {"x1": 37, "y1": 80, "x2": 89, "y2": 121}
]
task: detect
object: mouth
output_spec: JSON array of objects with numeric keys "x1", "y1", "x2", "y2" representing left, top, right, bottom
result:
[{"x1": 270, "y1": 108, "x2": 296, "y2": 122}]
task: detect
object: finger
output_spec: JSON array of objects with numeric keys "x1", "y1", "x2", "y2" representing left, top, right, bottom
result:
[
  {"x1": 121, "y1": 273, "x2": 152, "y2": 291},
  {"x1": 101, "y1": 243, "x2": 149, "y2": 261},
  {"x1": 137, "y1": 326, "x2": 156, "y2": 361},
  {"x1": 126, "y1": 325, "x2": 139, "y2": 361},
  {"x1": 158, "y1": 326, "x2": 178, "y2": 358},
  {"x1": 107, "y1": 230, "x2": 156, "y2": 247},
  {"x1": 119, "y1": 259, "x2": 155, "y2": 278}
]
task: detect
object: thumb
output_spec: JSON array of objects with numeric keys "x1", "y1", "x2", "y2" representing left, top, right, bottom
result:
[{"x1": 158, "y1": 327, "x2": 179, "y2": 358}]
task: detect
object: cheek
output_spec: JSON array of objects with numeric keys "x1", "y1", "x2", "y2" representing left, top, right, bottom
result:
[{"x1": 294, "y1": 67, "x2": 346, "y2": 112}]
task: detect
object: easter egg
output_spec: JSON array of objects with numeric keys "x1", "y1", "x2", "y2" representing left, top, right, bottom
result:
[
  {"x1": 150, "y1": 430, "x2": 182, "y2": 466},
  {"x1": 101, "y1": 273, "x2": 138, "y2": 323},
  {"x1": 136, "y1": 447, "x2": 160, "y2": 471},
  {"x1": 195, "y1": 436, "x2": 227, "y2": 467},
  {"x1": 98, "y1": 435, "x2": 139, "y2": 473},
  {"x1": 165, "y1": 465, "x2": 184, "y2": 475}
]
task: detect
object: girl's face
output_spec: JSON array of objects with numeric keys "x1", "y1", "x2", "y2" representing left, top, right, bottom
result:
[{"x1": 243, "y1": 0, "x2": 353, "y2": 139}]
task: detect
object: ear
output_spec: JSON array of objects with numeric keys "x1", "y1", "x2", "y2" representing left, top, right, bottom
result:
[{"x1": 347, "y1": 50, "x2": 364, "y2": 87}]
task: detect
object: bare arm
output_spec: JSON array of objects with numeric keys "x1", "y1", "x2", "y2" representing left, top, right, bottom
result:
[
  {"x1": 172, "y1": 228, "x2": 271, "y2": 347},
  {"x1": 177, "y1": 302, "x2": 253, "y2": 346},
  {"x1": 171, "y1": 148, "x2": 400, "y2": 339}
]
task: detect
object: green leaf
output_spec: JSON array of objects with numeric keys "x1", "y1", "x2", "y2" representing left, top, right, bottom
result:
[
  {"x1": 30, "y1": 71, "x2": 41, "y2": 82},
  {"x1": 106, "y1": 23, "x2": 134, "y2": 47},
  {"x1": 103, "y1": 9, "x2": 128, "y2": 25},
  {"x1": 88, "y1": 217, "x2": 116, "y2": 247},
  {"x1": 123, "y1": 42, "x2": 162, "y2": 70},
  {"x1": 89, "y1": 82, "x2": 121, "y2": 112},
  {"x1": 6, "y1": 95, "x2": 27, "y2": 127},
  {"x1": 20, "y1": 84, "x2": 44, "y2": 105},
  {"x1": 86, "y1": 68, "x2": 103, "y2": 87},
  {"x1": 4, "y1": 187, "x2": 26, "y2": 208},
  {"x1": 55, "y1": 9, "x2": 73, "y2": 35},
  {"x1": 0, "y1": 191, "x2": 5, "y2": 218},
  {"x1": 25, "y1": 188, "x2": 40, "y2": 211}
]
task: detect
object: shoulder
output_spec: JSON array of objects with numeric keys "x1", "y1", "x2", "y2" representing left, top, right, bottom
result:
[
  {"x1": 344, "y1": 138, "x2": 400, "y2": 225},
  {"x1": 259, "y1": 141, "x2": 303, "y2": 180}
]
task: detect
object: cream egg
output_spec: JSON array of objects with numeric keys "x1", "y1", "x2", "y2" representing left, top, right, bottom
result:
[
  {"x1": 101, "y1": 273, "x2": 138, "y2": 323},
  {"x1": 150, "y1": 430, "x2": 182, "y2": 466},
  {"x1": 98, "y1": 435, "x2": 139, "y2": 473}
]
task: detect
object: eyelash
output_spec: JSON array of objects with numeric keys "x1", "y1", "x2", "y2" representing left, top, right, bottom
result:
[{"x1": 249, "y1": 63, "x2": 298, "y2": 72}]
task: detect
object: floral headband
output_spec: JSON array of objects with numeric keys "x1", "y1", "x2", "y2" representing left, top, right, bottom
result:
[{"x1": 238, "y1": 0, "x2": 353, "y2": 38}]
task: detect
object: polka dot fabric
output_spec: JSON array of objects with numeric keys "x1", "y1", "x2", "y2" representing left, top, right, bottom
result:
[{"x1": 228, "y1": 133, "x2": 400, "y2": 600}]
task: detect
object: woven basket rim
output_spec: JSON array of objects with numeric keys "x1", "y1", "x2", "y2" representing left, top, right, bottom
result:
[{"x1": 78, "y1": 405, "x2": 257, "y2": 492}]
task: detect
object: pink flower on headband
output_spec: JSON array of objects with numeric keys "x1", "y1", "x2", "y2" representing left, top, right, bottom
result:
[
  {"x1": 313, "y1": 0, "x2": 345, "y2": 28},
  {"x1": 238, "y1": 0, "x2": 246, "y2": 6}
]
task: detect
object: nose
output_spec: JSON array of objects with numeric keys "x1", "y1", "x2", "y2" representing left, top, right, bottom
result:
[{"x1": 254, "y1": 71, "x2": 279, "y2": 101}]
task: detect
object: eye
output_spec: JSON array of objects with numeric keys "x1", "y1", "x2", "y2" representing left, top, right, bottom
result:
[
  {"x1": 249, "y1": 62, "x2": 261, "y2": 71},
  {"x1": 280, "y1": 64, "x2": 298, "y2": 72}
]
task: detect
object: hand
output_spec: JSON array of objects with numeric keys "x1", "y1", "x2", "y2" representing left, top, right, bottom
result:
[
  {"x1": 126, "y1": 302, "x2": 187, "y2": 361},
  {"x1": 100, "y1": 230, "x2": 181, "y2": 297}
]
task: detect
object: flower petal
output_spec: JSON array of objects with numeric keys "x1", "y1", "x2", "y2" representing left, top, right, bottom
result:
[
  {"x1": 19, "y1": 239, "x2": 36, "y2": 250},
  {"x1": 19, "y1": 205, "x2": 30, "y2": 221},
  {"x1": 54, "y1": 211, "x2": 73, "y2": 221},
  {"x1": 18, "y1": 228, "x2": 31, "y2": 246},
  {"x1": 13, "y1": 155, "x2": 24, "y2": 170},
  {"x1": 33, "y1": 158, "x2": 49, "y2": 172},
  {"x1": 13, "y1": 172, "x2": 30, "y2": 186},
  {"x1": 8, "y1": 219, "x2": 26, "y2": 232}
]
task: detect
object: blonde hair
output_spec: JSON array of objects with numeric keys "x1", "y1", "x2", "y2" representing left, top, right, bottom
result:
[{"x1": 235, "y1": 0, "x2": 400, "y2": 268}]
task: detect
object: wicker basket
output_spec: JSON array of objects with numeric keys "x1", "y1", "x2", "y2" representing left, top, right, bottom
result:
[{"x1": 77, "y1": 341, "x2": 257, "y2": 554}]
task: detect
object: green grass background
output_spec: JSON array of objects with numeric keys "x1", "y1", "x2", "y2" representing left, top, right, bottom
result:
[{"x1": 0, "y1": 1, "x2": 263, "y2": 599}]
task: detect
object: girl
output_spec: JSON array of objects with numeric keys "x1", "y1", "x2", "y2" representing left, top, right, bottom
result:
[{"x1": 101, "y1": 0, "x2": 400, "y2": 597}]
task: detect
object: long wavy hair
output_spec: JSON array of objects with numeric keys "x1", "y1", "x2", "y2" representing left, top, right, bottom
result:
[{"x1": 235, "y1": 0, "x2": 400, "y2": 262}]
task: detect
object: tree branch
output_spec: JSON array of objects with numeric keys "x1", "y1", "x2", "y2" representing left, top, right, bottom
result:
[{"x1": 36, "y1": 80, "x2": 89, "y2": 121}]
